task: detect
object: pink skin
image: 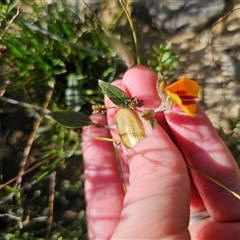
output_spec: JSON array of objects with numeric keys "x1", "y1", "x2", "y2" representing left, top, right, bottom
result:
[{"x1": 82, "y1": 66, "x2": 240, "y2": 239}]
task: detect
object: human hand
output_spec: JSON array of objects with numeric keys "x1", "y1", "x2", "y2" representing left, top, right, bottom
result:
[{"x1": 82, "y1": 66, "x2": 240, "y2": 239}]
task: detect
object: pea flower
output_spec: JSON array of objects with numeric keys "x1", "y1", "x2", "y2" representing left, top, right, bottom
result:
[{"x1": 164, "y1": 76, "x2": 200, "y2": 117}]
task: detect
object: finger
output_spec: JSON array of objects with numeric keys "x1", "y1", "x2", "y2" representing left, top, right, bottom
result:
[
  {"x1": 111, "y1": 66, "x2": 191, "y2": 238},
  {"x1": 112, "y1": 118, "x2": 191, "y2": 239},
  {"x1": 165, "y1": 107, "x2": 240, "y2": 222},
  {"x1": 82, "y1": 114, "x2": 125, "y2": 239}
]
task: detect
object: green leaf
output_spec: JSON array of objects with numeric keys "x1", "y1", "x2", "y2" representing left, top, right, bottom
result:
[
  {"x1": 145, "y1": 42, "x2": 179, "y2": 79},
  {"x1": 47, "y1": 111, "x2": 93, "y2": 128},
  {"x1": 52, "y1": 58, "x2": 65, "y2": 67},
  {"x1": 149, "y1": 118, "x2": 157, "y2": 130},
  {"x1": 53, "y1": 68, "x2": 67, "y2": 75},
  {"x1": 161, "y1": 51, "x2": 171, "y2": 62},
  {"x1": 4, "y1": 186, "x2": 19, "y2": 193},
  {"x1": 153, "y1": 45, "x2": 162, "y2": 54},
  {"x1": 98, "y1": 80, "x2": 131, "y2": 109},
  {"x1": 165, "y1": 42, "x2": 172, "y2": 50}
]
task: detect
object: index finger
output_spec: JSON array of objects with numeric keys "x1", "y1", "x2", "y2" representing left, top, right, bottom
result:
[{"x1": 112, "y1": 66, "x2": 191, "y2": 239}]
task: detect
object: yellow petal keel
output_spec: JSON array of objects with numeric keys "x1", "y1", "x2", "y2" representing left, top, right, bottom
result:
[
  {"x1": 180, "y1": 102, "x2": 197, "y2": 117},
  {"x1": 116, "y1": 109, "x2": 146, "y2": 149}
]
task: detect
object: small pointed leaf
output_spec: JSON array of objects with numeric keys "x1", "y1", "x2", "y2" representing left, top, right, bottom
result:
[
  {"x1": 165, "y1": 42, "x2": 172, "y2": 50},
  {"x1": 161, "y1": 51, "x2": 171, "y2": 62},
  {"x1": 149, "y1": 118, "x2": 157, "y2": 130},
  {"x1": 141, "y1": 109, "x2": 155, "y2": 121},
  {"x1": 156, "y1": 73, "x2": 168, "y2": 102},
  {"x1": 47, "y1": 111, "x2": 93, "y2": 128},
  {"x1": 98, "y1": 80, "x2": 131, "y2": 109}
]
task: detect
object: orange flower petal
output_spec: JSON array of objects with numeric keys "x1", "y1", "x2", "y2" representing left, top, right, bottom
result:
[
  {"x1": 165, "y1": 76, "x2": 200, "y2": 98},
  {"x1": 164, "y1": 76, "x2": 199, "y2": 117}
]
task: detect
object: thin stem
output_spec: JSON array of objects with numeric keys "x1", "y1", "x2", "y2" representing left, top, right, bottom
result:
[
  {"x1": 15, "y1": 86, "x2": 54, "y2": 192},
  {"x1": 83, "y1": 135, "x2": 118, "y2": 143},
  {"x1": 114, "y1": 146, "x2": 127, "y2": 194},
  {"x1": 0, "y1": 7, "x2": 20, "y2": 40},
  {"x1": 171, "y1": 134, "x2": 240, "y2": 201},
  {"x1": 82, "y1": 0, "x2": 134, "y2": 68},
  {"x1": 1, "y1": 96, "x2": 50, "y2": 113},
  {"x1": 46, "y1": 171, "x2": 56, "y2": 238},
  {"x1": 187, "y1": 164, "x2": 240, "y2": 200},
  {"x1": 0, "y1": 154, "x2": 59, "y2": 190},
  {"x1": 119, "y1": 0, "x2": 140, "y2": 65}
]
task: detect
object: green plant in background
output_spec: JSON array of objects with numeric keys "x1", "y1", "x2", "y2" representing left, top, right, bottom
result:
[
  {"x1": 0, "y1": 0, "x2": 125, "y2": 239},
  {"x1": 1, "y1": 0, "x2": 240, "y2": 239},
  {"x1": 2, "y1": 1, "x2": 122, "y2": 110},
  {"x1": 145, "y1": 42, "x2": 179, "y2": 79}
]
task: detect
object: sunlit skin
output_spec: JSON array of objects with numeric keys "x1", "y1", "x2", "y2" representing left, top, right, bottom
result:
[{"x1": 82, "y1": 66, "x2": 240, "y2": 239}]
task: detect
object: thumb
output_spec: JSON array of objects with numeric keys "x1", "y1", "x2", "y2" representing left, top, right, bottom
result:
[{"x1": 111, "y1": 121, "x2": 191, "y2": 239}]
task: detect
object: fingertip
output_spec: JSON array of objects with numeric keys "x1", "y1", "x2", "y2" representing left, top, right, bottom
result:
[{"x1": 122, "y1": 66, "x2": 160, "y2": 109}]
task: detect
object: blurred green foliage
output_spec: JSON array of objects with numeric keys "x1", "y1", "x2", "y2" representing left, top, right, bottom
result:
[
  {"x1": 145, "y1": 42, "x2": 179, "y2": 79},
  {"x1": 2, "y1": 0, "x2": 122, "y2": 111},
  {"x1": 0, "y1": 0, "x2": 123, "y2": 239}
]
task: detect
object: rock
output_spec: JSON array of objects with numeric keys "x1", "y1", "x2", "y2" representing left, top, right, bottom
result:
[
  {"x1": 132, "y1": 0, "x2": 231, "y2": 33},
  {"x1": 219, "y1": 52, "x2": 240, "y2": 82}
]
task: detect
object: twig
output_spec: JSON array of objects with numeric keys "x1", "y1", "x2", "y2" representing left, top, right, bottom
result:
[
  {"x1": 22, "y1": 216, "x2": 48, "y2": 227},
  {"x1": 45, "y1": 171, "x2": 56, "y2": 238},
  {"x1": 114, "y1": 146, "x2": 127, "y2": 194},
  {"x1": 82, "y1": 0, "x2": 134, "y2": 68},
  {"x1": 209, "y1": 7, "x2": 240, "y2": 65},
  {"x1": 0, "y1": 7, "x2": 20, "y2": 40},
  {"x1": 119, "y1": 0, "x2": 140, "y2": 65},
  {"x1": 0, "y1": 213, "x2": 23, "y2": 229},
  {"x1": 0, "y1": 153, "x2": 58, "y2": 190},
  {"x1": 15, "y1": 84, "x2": 54, "y2": 191},
  {"x1": 0, "y1": 96, "x2": 50, "y2": 113}
]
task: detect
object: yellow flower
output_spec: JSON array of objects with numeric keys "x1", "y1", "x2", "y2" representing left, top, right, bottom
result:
[{"x1": 164, "y1": 76, "x2": 200, "y2": 117}]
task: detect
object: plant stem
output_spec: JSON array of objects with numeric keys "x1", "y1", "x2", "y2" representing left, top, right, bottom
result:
[
  {"x1": 119, "y1": 0, "x2": 140, "y2": 65},
  {"x1": 187, "y1": 164, "x2": 240, "y2": 200}
]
